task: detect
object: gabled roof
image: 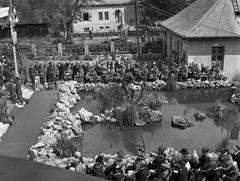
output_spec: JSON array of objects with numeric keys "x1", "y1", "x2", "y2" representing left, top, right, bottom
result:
[{"x1": 160, "y1": 0, "x2": 240, "y2": 38}]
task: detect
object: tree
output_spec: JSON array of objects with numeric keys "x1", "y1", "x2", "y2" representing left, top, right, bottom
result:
[
  {"x1": 1, "y1": 0, "x2": 102, "y2": 41},
  {"x1": 141, "y1": 0, "x2": 196, "y2": 24},
  {"x1": 42, "y1": 0, "x2": 102, "y2": 41}
]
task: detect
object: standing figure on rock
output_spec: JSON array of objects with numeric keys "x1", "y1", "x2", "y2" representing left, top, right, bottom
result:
[{"x1": 122, "y1": 68, "x2": 142, "y2": 101}]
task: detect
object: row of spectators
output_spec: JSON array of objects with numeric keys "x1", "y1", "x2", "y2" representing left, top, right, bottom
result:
[
  {"x1": 27, "y1": 54, "x2": 225, "y2": 87},
  {"x1": 75, "y1": 145, "x2": 240, "y2": 181}
]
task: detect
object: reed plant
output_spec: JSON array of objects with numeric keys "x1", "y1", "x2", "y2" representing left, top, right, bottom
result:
[
  {"x1": 95, "y1": 84, "x2": 125, "y2": 113},
  {"x1": 113, "y1": 103, "x2": 137, "y2": 127},
  {"x1": 52, "y1": 135, "x2": 83, "y2": 159},
  {"x1": 138, "y1": 92, "x2": 164, "y2": 111}
]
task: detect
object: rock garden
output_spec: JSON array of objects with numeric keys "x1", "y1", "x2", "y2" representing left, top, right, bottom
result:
[{"x1": 27, "y1": 78, "x2": 240, "y2": 174}]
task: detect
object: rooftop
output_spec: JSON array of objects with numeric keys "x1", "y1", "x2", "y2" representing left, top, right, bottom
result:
[
  {"x1": 160, "y1": 0, "x2": 240, "y2": 38},
  {"x1": 89, "y1": 0, "x2": 132, "y2": 5}
]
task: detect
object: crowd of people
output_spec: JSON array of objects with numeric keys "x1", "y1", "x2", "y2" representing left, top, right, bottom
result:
[
  {"x1": 27, "y1": 54, "x2": 225, "y2": 88},
  {"x1": 73, "y1": 145, "x2": 240, "y2": 181}
]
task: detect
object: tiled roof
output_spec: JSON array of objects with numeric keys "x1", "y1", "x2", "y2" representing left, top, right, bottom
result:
[
  {"x1": 90, "y1": 0, "x2": 132, "y2": 5},
  {"x1": 160, "y1": 0, "x2": 240, "y2": 38}
]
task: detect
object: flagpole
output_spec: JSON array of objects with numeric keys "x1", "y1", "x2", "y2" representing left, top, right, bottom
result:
[{"x1": 9, "y1": 0, "x2": 19, "y2": 78}]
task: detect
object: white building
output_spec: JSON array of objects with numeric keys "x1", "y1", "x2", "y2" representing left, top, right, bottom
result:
[
  {"x1": 160, "y1": 0, "x2": 240, "y2": 78},
  {"x1": 73, "y1": 0, "x2": 136, "y2": 33}
]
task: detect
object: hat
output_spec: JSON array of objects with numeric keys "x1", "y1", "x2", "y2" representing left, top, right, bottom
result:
[
  {"x1": 74, "y1": 151, "x2": 81, "y2": 158},
  {"x1": 180, "y1": 148, "x2": 189, "y2": 156},
  {"x1": 161, "y1": 161, "x2": 171, "y2": 169}
]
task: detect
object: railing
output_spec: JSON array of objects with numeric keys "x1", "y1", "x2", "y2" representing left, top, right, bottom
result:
[
  {"x1": 115, "y1": 43, "x2": 138, "y2": 54},
  {"x1": 88, "y1": 44, "x2": 111, "y2": 55},
  {"x1": 141, "y1": 40, "x2": 163, "y2": 53},
  {"x1": 62, "y1": 44, "x2": 84, "y2": 56},
  {"x1": 27, "y1": 40, "x2": 163, "y2": 59},
  {"x1": 36, "y1": 45, "x2": 58, "y2": 57}
]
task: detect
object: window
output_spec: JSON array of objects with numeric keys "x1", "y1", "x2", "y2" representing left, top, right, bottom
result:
[
  {"x1": 212, "y1": 46, "x2": 224, "y2": 70},
  {"x1": 99, "y1": 12, "x2": 103, "y2": 20},
  {"x1": 105, "y1": 12, "x2": 109, "y2": 20},
  {"x1": 83, "y1": 12, "x2": 89, "y2": 21},
  {"x1": 84, "y1": 28, "x2": 90, "y2": 32},
  {"x1": 105, "y1": 26, "x2": 109, "y2": 29}
]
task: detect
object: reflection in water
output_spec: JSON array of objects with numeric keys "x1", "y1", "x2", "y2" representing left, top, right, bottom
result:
[
  {"x1": 73, "y1": 89, "x2": 240, "y2": 156},
  {"x1": 230, "y1": 126, "x2": 240, "y2": 140}
]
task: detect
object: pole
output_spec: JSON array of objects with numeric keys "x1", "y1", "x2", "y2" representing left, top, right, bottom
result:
[
  {"x1": 9, "y1": 0, "x2": 19, "y2": 78},
  {"x1": 134, "y1": 0, "x2": 141, "y2": 58}
]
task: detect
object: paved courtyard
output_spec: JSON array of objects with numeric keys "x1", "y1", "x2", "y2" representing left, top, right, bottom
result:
[{"x1": 0, "y1": 89, "x2": 57, "y2": 159}]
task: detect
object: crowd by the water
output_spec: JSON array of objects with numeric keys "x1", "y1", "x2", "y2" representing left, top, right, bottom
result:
[
  {"x1": 27, "y1": 54, "x2": 226, "y2": 88},
  {"x1": 72, "y1": 145, "x2": 240, "y2": 181}
]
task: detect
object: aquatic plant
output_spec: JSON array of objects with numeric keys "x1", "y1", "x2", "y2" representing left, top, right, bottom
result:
[
  {"x1": 164, "y1": 79, "x2": 177, "y2": 91},
  {"x1": 137, "y1": 92, "x2": 165, "y2": 111},
  {"x1": 52, "y1": 135, "x2": 83, "y2": 159},
  {"x1": 113, "y1": 103, "x2": 136, "y2": 127},
  {"x1": 95, "y1": 84, "x2": 125, "y2": 113}
]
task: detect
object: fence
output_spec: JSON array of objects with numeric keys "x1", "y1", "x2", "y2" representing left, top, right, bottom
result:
[
  {"x1": 36, "y1": 45, "x2": 58, "y2": 57},
  {"x1": 23, "y1": 40, "x2": 163, "y2": 59},
  {"x1": 62, "y1": 44, "x2": 84, "y2": 56},
  {"x1": 88, "y1": 44, "x2": 111, "y2": 55},
  {"x1": 115, "y1": 43, "x2": 137, "y2": 54}
]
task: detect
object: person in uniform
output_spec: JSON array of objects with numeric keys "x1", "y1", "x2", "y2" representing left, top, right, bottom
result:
[
  {"x1": 15, "y1": 77, "x2": 23, "y2": 104},
  {"x1": 149, "y1": 62, "x2": 159, "y2": 82},
  {"x1": 29, "y1": 65, "x2": 36, "y2": 85}
]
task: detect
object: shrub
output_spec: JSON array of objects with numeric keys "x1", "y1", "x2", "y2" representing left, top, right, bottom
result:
[
  {"x1": 113, "y1": 103, "x2": 136, "y2": 127},
  {"x1": 95, "y1": 84, "x2": 125, "y2": 113},
  {"x1": 52, "y1": 135, "x2": 83, "y2": 159}
]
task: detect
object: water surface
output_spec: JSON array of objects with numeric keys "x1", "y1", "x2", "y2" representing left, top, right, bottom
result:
[{"x1": 72, "y1": 89, "x2": 240, "y2": 156}]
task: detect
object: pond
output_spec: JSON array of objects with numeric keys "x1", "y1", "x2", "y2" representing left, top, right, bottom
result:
[{"x1": 71, "y1": 88, "x2": 240, "y2": 156}]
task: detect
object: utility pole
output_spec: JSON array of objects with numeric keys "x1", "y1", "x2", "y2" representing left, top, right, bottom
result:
[
  {"x1": 9, "y1": 0, "x2": 19, "y2": 78},
  {"x1": 134, "y1": 0, "x2": 141, "y2": 58}
]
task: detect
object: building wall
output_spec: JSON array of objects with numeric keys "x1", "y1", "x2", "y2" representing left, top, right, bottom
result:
[
  {"x1": 73, "y1": 4, "x2": 135, "y2": 33},
  {"x1": 187, "y1": 40, "x2": 240, "y2": 78},
  {"x1": 166, "y1": 31, "x2": 188, "y2": 62},
  {"x1": 224, "y1": 45, "x2": 240, "y2": 78},
  {"x1": 165, "y1": 30, "x2": 240, "y2": 78}
]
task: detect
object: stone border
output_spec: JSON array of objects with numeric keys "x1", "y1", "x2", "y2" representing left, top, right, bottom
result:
[{"x1": 27, "y1": 80, "x2": 237, "y2": 174}]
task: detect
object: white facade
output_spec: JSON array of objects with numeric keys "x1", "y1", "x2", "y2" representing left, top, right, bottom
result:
[
  {"x1": 73, "y1": 4, "x2": 135, "y2": 33},
  {"x1": 166, "y1": 31, "x2": 240, "y2": 78}
]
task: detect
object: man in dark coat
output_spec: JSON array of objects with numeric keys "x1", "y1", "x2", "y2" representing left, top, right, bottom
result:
[
  {"x1": 15, "y1": 77, "x2": 23, "y2": 104},
  {"x1": 29, "y1": 65, "x2": 36, "y2": 85}
]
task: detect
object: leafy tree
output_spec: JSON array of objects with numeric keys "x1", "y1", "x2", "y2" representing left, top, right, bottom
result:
[
  {"x1": 1, "y1": 0, "x2": 102, "y2": 41},
  {"x1": 141, "y1": 0, "x2": 196, "y2": 25},
  {"x1": 40, "y1": 0, "x2": 102, "y2": 41}
]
